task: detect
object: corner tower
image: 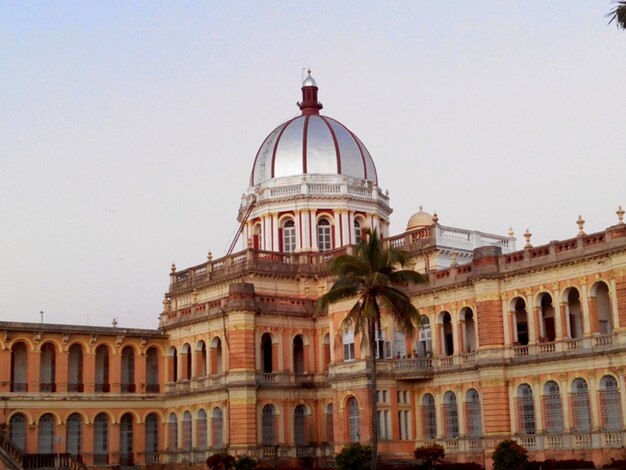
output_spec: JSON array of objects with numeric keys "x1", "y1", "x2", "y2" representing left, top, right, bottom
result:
[{"x1": 239, "y1": 71, "x2": 392, "y2": 253}]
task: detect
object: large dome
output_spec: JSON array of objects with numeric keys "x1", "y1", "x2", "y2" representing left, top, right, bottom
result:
[{"x1": 249, "y1": 72, "x2": 378, "y2": 187}]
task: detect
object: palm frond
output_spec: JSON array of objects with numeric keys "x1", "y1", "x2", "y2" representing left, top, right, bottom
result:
[
  {"x1": 390, "y1": 269, "x2": 427, "y2": 285},
  {"x1": 379, "y1": 287, "x2": 420, "y2": 335},
  {"x1": 607, "y1": 1, "x2": 626, "y2": 29}
]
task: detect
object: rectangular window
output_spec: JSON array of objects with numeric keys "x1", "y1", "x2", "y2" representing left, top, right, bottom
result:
[
  {"x1": 343, "y1": 331, "x2": 355, "y2": 361},
  {"x1": 397, "y1": 390, "x2": 409, "y2": 404},
  {"x1": 378, "y1": 410, "x2": 391, "y2": 440},
  {"x1": 377, "y1": 390, "x2": 388, "y2": 404},
  {"x1": 398, "y1": 410, "x2": 411, "y2": 440}
]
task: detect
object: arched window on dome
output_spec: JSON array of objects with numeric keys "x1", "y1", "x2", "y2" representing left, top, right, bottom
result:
[
  {"x1": 253, "y1": 223, "x2": 262, "y2": 250},
  {"x1": 317, "y1": 218, "x2": 333, "y2": 252},
  {"x1": 281, "y1": 219, "x2": 296, "y2": 253}
]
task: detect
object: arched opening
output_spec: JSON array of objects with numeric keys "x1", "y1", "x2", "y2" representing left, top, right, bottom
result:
[
  {"x1": 199, "y1": 340, "x2": 207, "y2": 377},
  {"x1": 441, "y1": 312, "x2": 454, "y2": 356},
  {"x1": 513, "y1": 298, "x2": 529, "y2": 345},
  {"x1": 167, "y1": 413, "x2": 178, "y2": 451},
  {"x1": 121, "y1": 346, "x2": 135, "y2": 393},
  {"x1": 353, "y1": 218, "x2": 363, "y2": 244},
  {"x1": 293, "y1": 335, "x2": 304, "y2": 375},
  {"x1": 443, "y1": 391, "x2": 459, "y2": 438},
  {"x1": 539, "y1": 293, "x2": 556, "y2": 341},
  {"x1": 461, "y1": 308, "x2": 476, "y2": 352},
  {"x1": 181, "y1": 343, "x2": 192, "y2": 381},
  {"x1": 212, "y1": 408, "x2": 224, "y2": 449},
  {"x1": 422, "y1": 394, "x2": 437, "y2": 439},
  {"x1": 145, "y1": 414, "x2": 159, "y2": 464},
  {"x1": 11, "y1": 342, "x2": 28, "y2": 392},
  {"x1": 261, "y1": 333, "x2": 273, "y2": 373},
  {"x1": 95, "y1": 345, "x2": 110, "y2": 392},
  {"x1": 210, "y1": 337, "x2": 223, "y2": 375},
  {"x1": 253, "y1": 223, "x2": 262, "y2": 250},
  {"x1": 465, "y1": 389, "x2": 482, "y2": 437},
  {"x1": 39, "y1": 343, "x2": 56, "y2": 392},
  {"x1": 262, "y1": 405, "x2": 277, "y2": 446},
  {"x1": 93, "y1": 413, "x2": 109, "y2": 465},
  {"x1": 325, "y1": 404, "x2": 334, "y2": 444},
  {"x1": 543, "y1": 381, "x2": 563, "y2": 433},
  {"x1": 346, "y1": 397, "x2": 360, "y2": 443},
  {"x1": 281, "y1": 219, "x2": 296, "y2": 253},
  {"x1": 317, "y1": 217, "x2": 333, "y2": 252},
  {"x1": 600, "y1": 375, "x2": 622, "y2": 431},
  {"x1": 566, "y1": 288, "x2": 583, "y2": 339},
  {"x1": 146, "y1": 347, "x2": 160, "y2": 393},
  {"x1": 294, "y1": 405, "x2": 307, "y2": 446},
  {"x1": 343, "y1": 330, "x2": 355, "y2": 361},
  {"x1": 37, "y1": 413, "x2": 55, "y2": 453},
  {"x1": 417, "y1": 316, "x2": 432, "y2": 356},
  {"x1": 119, "y1": 413, "x2": 134, "y2": 466},
  {"x1": 9, "y1": 413, "x2": 27, "y2": 452},
  {"x1": 169, "y1": 346, "x2": 178, "y2": 383},
  {"x1": 196, "y1": 409, "x2": 208, "y2": 450},
  {"x1": 182, "y1": 411, "x2": 192, "y2": 452},
  {"x1": 595, "y1": 282, "x2": 613, "y2": 334},
  {"x1": 322, "y1": 334, "x2": 331, "y2": 370},
  {"x1": 571, "y1": 378, "x2": 591, "y2": 432},
  {"x1": 68, "y1": 344, "x2": 83, "y2": 392},
  {"x1": 517, "y1": 384, "x2": 535, "y2": 435},
  {"x1": 66, "y1": 413, "x2": 83, "y2": 457}
]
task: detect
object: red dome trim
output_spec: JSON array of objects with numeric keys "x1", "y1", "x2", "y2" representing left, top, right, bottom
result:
[
  {"x1": 302, "y1": 115, "x2": 310, "y2": 174},
  {"x1": 320, "y1": 116, "x2": 342, "y2": 174},
  {"x1": 345, "y1": 125, "x2": 368, "y2": 181}
]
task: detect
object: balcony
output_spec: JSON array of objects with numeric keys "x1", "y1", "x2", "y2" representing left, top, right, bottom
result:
[
  {"x1": 393, "y1": 357, "x2": 434, "y2": 380},
  {"x1": 508, "y1": 333, "x2": 621, "y2": 364}
]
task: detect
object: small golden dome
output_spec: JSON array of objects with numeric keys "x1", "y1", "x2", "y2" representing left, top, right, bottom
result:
[{"x1": 407, "y1": 206, "x2": 435, "y2": 230}]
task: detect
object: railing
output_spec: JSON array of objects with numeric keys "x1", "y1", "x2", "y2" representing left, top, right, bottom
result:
[
  {"x1": 10, "y1": 383, "x2": 27, "y2": 392},
  {"x1": 262, "y1": 446, "x2": 277, "y2": 457},
  {"x1": 603, "y1": 432, "x2": 623, "y2": 447},
  {"x1": 296, "y1": 446, "x2": 314, "y2": 457},
  {"x1": 39, "y1": 382, "x2": 56, "y2": 392},
  {"x1": 518, "y1": 436, "x2": 536, "y2": 449},
  {"x1": 120, "y1": 383, "x2": 136, "y2": 393},
  {"x1": 94, "y1": 383, "x2": 110, "y2": 393},
  {"x1": 0, "y1": 432, "x2": 24, "y2": 469},
  {"x1": 67, "y1": 383, "x2": 84, "y2": 392},
  {"x1": 573, "y1": 433, "x2": 592, "y2": 447},
  {"x1": 594, "y1": 334, "x2": 613, "y2": 347},
  {"x1": 146, "y1": 383, "x2": 160, "y2": 393},
  {"x1": 22, "y1": 453, "x2": 87, "y2": 470},
  {"x1": 512, "y1": 344, "x2": 529, "y2": 357}
]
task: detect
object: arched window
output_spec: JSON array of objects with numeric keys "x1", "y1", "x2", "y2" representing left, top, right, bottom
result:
[
  {"x1": 595, "y1": 282, "x2": 613, "y2": 334},
  {"x1": 347, "y1": 397, "x2": 360, "y2": 443},
  {"x1": 441, "y1": 312, "x2": 454, "y2": 356},
  {"x1": 39, "y1": 343, "x2": 56, "y2": 392},
  {"x1": 543, "y1": 381, "x2": 563, "y2": 433},
  {"x1": 353, "y1": 219, "x2": 363, "y2": 244},
  {"x1": 182, "y1": 411, "x2": 192, "y2": 451},
  {"x1": 11, "y1": 342, "x2": 28, "y2": 392},
  {"x1": 196, "y1": 409, "x2": 207, "y2": 450},
  {"x1": 68, "y1": 344, "x2": 83, "y2": 392},
  {"x1": 323, "y1": 334, "x2": 331, "y2": 370},
  {"x1": 212, "y1": 407, "x2": 224, "y2": 448},
  {"x1": 181, "y1": 343, "x2": 192, "y2": 381},
  {"x1": 465, "y1": 389, "x2": 482, "y2": 437},
  {"x1": 600, "y1": 376, "x2": 622, "y2": 431},
  {"x1": 294, "y1": 405, "x2": 307, "y2": 446},
  {"x1": 119, "y1": 413, "x2": 133, "y2": 465},
  {"x1": 282, "y1": 219, "x2": 296, "y2": 253},
  {"x1": 253, "y1": 223, "x2": 262, "y2": 250},
  {"x1": 262, "y1": 405, "x2": 277, "y2": 446},
  {"x1": 38, "y1": 413, "x2": 55, "y2": 453},
  {"x1": 146, "y1": 347, "x2": 160, "y2": 393},
  {"x1": 121, "y1": 346, "x2": 135, "y2": 393},
  {"x1": 422, "y1": 394, "x2": 437, "y2": 439},
  {"x1": 196, "y1": 340, "x2": 207, "y2": 377},
  {"x1": 317, "y1": 218, "x2": 333, "y2": 252},
  {"x1": 9, "y1": 413, "x2": 27, "y2": 452},
  {"x1": 517, "y1": 384, "x2": 535, "y2": 435},
  {"x1": 417, "y1": 316, "x2": 432, "y2": 356},
  {"x1": 461, "y1": 308, "x2": 476, "y2": 352},
  {"x1": 93, "y1": 413, "x2": 109, "y2": 465},
  {"x1": 443, "y1": 391, "x2": 459, "y2": 438},
  {"x1": 66, "y1": 413, "x2": 83, "y2": 457},
  {"x1": 326, "y1": 404, "x2": 334, "y2": 443},
  {"x1": 566, "y1": 288, "x2": 583, "y2": 339},
  {"x1": 539, "y1": 293, "x2": 556, "y2": 341},
  {"x1": 513, "y1": 298, "x2": 529, "y2": 345},
  {"x1": 167, "y1": 413, "x2": 178, "y2": 450},
  {"x1": 95, "y1": 345, "x2": 110, "y2": 392},
  {"x1": 293, "y1": 335, "x2": 304, "y2": 375},
  {"x1": 145, "y1": 414, "x2": 159, "y2": 464},
  {"x1": 571, "y1": 378, "x2": 591, "y2": 432},
  {"x1": 343, "y1": 330, "x2": 355, "y2": 361},
  {"x1": 210, "y1": 337, "x2": 223, "y2": 375},
  {"x1": 261, "y1": 333, "x2": 273, "y2": 373}
]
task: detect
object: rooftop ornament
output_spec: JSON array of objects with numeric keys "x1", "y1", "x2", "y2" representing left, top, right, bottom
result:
[
  {"x1": 170, "y1": 262, "x2": 176, "y2": 273},
  {"x1": 524, "y1": 229, "x2": 532, "y2": 248},
  {"x1": 207, "y1": 251, "x2": 213, "y2": 261},
  {"x1": 508, "y1": 227, "x2": 515, "y2": 238},
  {"x1": 577, "y1": 215, "x2": 586, "y2": 237},
  {"x1": 432, "y1": 212, "x2": 439, "y2": 224},
  {"x1": 617, "y1": 205, "x2": 624, "y2": 224}
]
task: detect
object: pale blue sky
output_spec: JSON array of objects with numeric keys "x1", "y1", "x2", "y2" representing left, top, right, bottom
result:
[{"x1": 1, "y1": 2, "x2": 625, "y2": 328}]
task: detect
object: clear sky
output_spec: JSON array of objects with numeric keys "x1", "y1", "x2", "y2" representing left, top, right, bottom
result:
[{"x1": 1, "y1": 1, "x2": 625, "y2": 329}]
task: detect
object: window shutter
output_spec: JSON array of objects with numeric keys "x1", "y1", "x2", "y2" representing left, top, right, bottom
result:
[{"x1": 278, "y1": 228, "x2": 283, "y2": 252}]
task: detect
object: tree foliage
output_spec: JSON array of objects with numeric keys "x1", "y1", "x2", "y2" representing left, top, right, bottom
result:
[
  {"x1": 414, "y1": 443, "x2": 445, "y2": 468},
  {"x1": 608, "y1": 1, "x2": 626, "y2": 29},
  {"x1": 491, "y1": 440, "x2": 528, "y2": 470},
  {"x1": 335, "y1": 443, "x2": 373, "y2": 470}
]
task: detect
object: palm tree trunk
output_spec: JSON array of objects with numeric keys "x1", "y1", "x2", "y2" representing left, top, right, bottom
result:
[{"x1": 369, "y1": 319, "x2": 378, "y2": 470}]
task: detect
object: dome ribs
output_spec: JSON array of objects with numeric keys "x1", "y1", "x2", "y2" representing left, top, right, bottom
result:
[
  {"x1": 270, "y1": 116, "x2": 299, "y2": 180},
  {"x1": 302, "y1": 115, "x2": 310, "y2": 174},
  {"x1": 319, "y1": 116, "x2": 342, "y2": 175},
  {"x1": 345, "y1": 125, "x2": 368, "y2": 181}
]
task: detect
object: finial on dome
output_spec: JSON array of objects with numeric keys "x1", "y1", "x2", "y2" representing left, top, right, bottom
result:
[
  {"x1": 299, "y1": 69, "x2": 323, "y2": 115},
  {"x1": 432, "y1": 211, "x2": 439, "y2": 224},
  {"x1": 617, "y1": 205, "x2": 624, "y2": 225}
]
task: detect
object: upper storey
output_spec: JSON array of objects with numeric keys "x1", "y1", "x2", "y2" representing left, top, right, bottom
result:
[{"x1": 249, "y1": 71, "x2": 378, "y2": 187}]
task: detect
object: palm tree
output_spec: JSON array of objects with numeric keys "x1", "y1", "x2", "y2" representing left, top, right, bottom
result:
[
  {"x1": 318, "y1": 230, "x2": 425, "y2": 470},
  {"x1": 608, "y1": 1, "x2": 626, "y2": 29}
]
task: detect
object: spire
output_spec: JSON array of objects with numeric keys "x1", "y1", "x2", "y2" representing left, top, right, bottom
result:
[{"x1": 298, "y1": 69, "x2": 323, "y2": 115}]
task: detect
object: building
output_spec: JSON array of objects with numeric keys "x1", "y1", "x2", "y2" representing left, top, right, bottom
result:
[{"x1": 2, "y1": 73, "x2": 626, "y2": 469}]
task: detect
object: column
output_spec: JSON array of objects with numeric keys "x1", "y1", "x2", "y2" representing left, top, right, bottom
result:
[
  {"x1": 136, "y1": 352, "x2": 146, "y2": 393},
  {"x1": 609, "y1": 278, "x2": 621, "y2": 330},
  {"x1": 580, "y1": 283, "x2": 592, "y2": 335},
  {"x1": 27, "y1": 349, "x2": 40, "y2": 393},
  {"x1": 83, "y1": 351, "x2": 95, "y2": 393},
  {"x1": 271, "y1": 213, "x2": 279, "y2": 252},
  {"x1": 552, "y1": 289, "x2": 563, "y2": 340},
  {"x1": 456, "y1": 319, "x2": 465, "y2": 354},
  {"x1": 57, "y1": 347, "x2": 69, "y2": 393},
  {"x1": 525, "y1": 293, "x2": 537, "y2": 344},
  {"x1": 110, "y1": 352, "x2": 121, "y2": 393}
]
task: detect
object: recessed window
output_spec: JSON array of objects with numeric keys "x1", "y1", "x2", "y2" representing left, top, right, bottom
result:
[
  {"x1": 282, "y1": 220, "x2": 296, "y2": 253},
  {"x1": 317, "y1": 218, "x2": 332, "y2": 252}
]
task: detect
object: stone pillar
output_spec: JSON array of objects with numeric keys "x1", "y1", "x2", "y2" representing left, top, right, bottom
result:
[
  {"x1": 580, "y1": 282, "x2": 592, "y2": 335},
  {"x1": 456, "y1": 319, "x2": 465, "y2": 354},
  {"x1": 560, "y1": 302, "x2": 569, "y2": 338},
  {"x1": 525, "y1": 293, "x2": 537, "y2": 344},
  {"x1": 110, "y1": 352, "x2": 121, "y2": 394},
  {"x1": 614, "y1": 273, "x2": 626, "y2": 327},
  {"x1": 271, "y1": 213, "x2": 279, "y2": 252},
  {"x1": 480, "y1": 375, "x2": 511, "y2": 435},
  {"x1": 609, "y1": 278, "x2": 620, "y2": 330},
  {"x1": 589, "y1": 297, "x2": 599, "y2": 334},
  {"x1": 553, "y1": 289, "x2": 563, "y2": 340},
  {"x1": 533, "y1": 306, "x2": 542, "y2": 342},
  {"x1": 0, "y1": 349, "x2": 11, "y2": 392},
  {"x1": 136, "y1": 352, "x2": 146, "y2": 393},
  {"x1": 83, "y1": 351, "x2": 95, "y2": 393},
  {"x1": 57, "y1": 347, "x2": 69, "y2": 393},
  {"x1": 559, "y1": 374, "x2": 571, "y2": 430}
]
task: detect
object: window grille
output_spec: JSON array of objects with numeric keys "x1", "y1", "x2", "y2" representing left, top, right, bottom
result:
[
  {"x1": 196, "y1": 409, "x2": 207, "y2": 449},
  {"x1": 66, "y1": 413, "x2": 83, "y2": 456},
  {"x1": 167, "y1": 414, "x2": 178, "y2": 450},
  {"x1": 283, "y1": 220, "x2": 296, "y2": 253},
  {"x1": 517, "y1": 384, "x2": 536, "y2": 435},
  {"x1": 571, "y1": 378, "x2": 591, "y2": 432},
  {"x1": 600, "y1": 376, "x2": 622, "y2": 431},
  {"x1": 443, "y1": 391, "x2": 459, "y2": 438},
  {"x1": 94, "y1": 414, "x2": 109, "y2": 465},
  {"x1": 347, "y1": 397, "x2": 360, "y2": 443},
  {"x1": 68, "y1": 344, "x2": 83, "y2": 392},
  {"x1": 317, "y1": 218, "x2": 332, "y2": 252},
  {"x1": 262, "y1": 405, "x2": 276, "y2": 446},
  {"x1": 37, "y1": 413, "x2": 55, "y2": 453},
  {"x1": 326, "y1": 404, "x2": 334, "y2": 443},
  {"x1": 145, "y1": 414, "x2": 159, "y2": 455},
  {"x1": 121, "y1": 347, "x2": 135, "y2": 393},
  {"x1": 422, "y1": 394, "x2": 437, "y2": 439},
  {"x1": 378, "y1": 410, "x2": 391, "y2": 440},
  {"x1": 146, "y1": 348, "x2": 159, "y2": 392},
  {"x1": 212, "y1": 408, "x2": 224, "y2": 448},
  {"x1": 542, "y1": 381, "x2": 563, "y2": 433},
  {"x1": 465, "y1": 389, "x2": 482, "y2": 437},
  {"x1": 11, "y1": 343, "x2": 27, "y2": 392},
  {"x1": 182, "y1": 411, "x2": 192, "y2": 451},
  {"x1": 39, "y1": 343, "x2": 55, "y2": 391},
  {"x1": 294, "y1": 405, "x2": 307, "y2": 446},
  {"x1": 119, "y1": 414, "x2": 133, "y2": 462},
  {"x1": 95, "y1": 346, "x2": 109, "y2": 392},
  {"x1": 398, "y1": 410, "x2": 411, "y2": 440},
  {"x1": 343, "y1": 331, "x2": 355, "y2": 361},
  {"x1": 9, "y1": 414, "x2": 26, "y2": 452}
]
